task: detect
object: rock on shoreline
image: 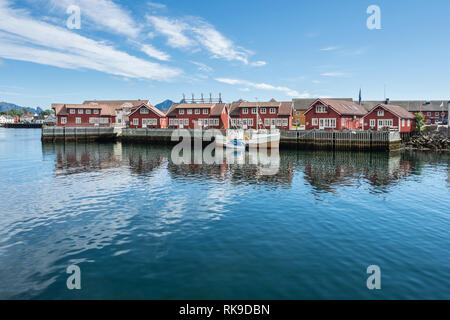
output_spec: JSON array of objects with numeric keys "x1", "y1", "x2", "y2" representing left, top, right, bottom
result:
[{"x1": 406, "y1": 130, "x2": 450, "y2": 151}]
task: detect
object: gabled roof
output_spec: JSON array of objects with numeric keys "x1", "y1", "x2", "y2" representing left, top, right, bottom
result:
[
  {"x1": 166, "y1": 103, "x2": 226, "y2": 117},
  {"x1": 83, "y1": 100, "x2": 148, "y2": 110},
  {"x1": 293, "y1": 98, "x2": 353, "y2": 111},
  {"x1": 304, "y1": 99, "x2": 367, "y2": 116},
  {"x1": 364, "y1": 104, "x2": 415, "y2": 120},
  {"x1": 128, "y1": 103, "x2": 166, "y2": 118},
  {"x1": 52, "y1": 103, "x2": 115, "y2": 116},
  {"x1": 361, "y1": 100, "x2": 450, "y2": 112},
  {"x1": 229, "y1": 100, "x2": 292, "y2": 116}
]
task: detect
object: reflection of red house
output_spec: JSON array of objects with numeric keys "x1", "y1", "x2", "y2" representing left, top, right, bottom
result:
[
  {"x1": 165, "y1": 103, "x2": 229, "y2": 129},
  {"x1": 52, "y1": 103, "x2": 116, "y2": 127},
  {"x1": 304, "y1": 99, "x2": 367, "y2": 130},
  {"x1": 229, "y1": 99, "x2": 293, "y2": 130},
  {"x1": 363, "y1": 104, "x2": 415, "y2": 132},
  {"x1": 128, "y1": 103, "x2": 167, "y2": 128}
]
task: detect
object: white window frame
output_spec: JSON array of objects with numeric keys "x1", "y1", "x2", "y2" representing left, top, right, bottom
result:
[
  {"x1": 251, "y1": 108, "x2": 257, "y2": 114},
  {"x1": 214, "y1": 119, "x2": 219, "y2": 126},
  {"x1": 377, "y1": 110, "x2": 384, "y2": 116},
  {"x1": 402, "y1": 119, "x2": 405, "y2": 127},
  {"x1": 86, "y1": 109, "x2": 91, "y2": 115},
  {"x1": 248, "y1": 118, "x2": 253, "y2": 127},
  {"x1": 76, "y1": 117, "x2": 81, "y2": 124},
  {"x1": 260, "y1": 108, "x2": 266, "y2": 114},
  {"x1": 133, "y1": 118, "x2": 139, "y2": 126},
  {"x1": 370, "y1": 119, "x2": 375, "y2": 127},
  {"x1": 264, "y1": 119, "x2": 269, "y2": 126},
  {"x1": 203, "y1": 109, "x2": 209, "y2": 115},
  {"x1": 187, "y1": 109, "x2": 192, "y2": 115},
  {"x1": 94, "y1": 109, "x2": 99, "y2": 114},
  {"x1": 140, "y1": 108, "x2": 149, "y2": 114},
  {"x1": 195, "y1": 109, "x2": 200, "y2": 115},
  {"x1": 179, "y1": 109, "x2": 184, "y2": 115},
  {"x1": 407, "y1": 120, "x2": 410, "y2": 126},
  {"x1": 435, "y1": 112, "x2": 439, "y2": 116},
  {"x1": 78, "y1": 109, "x2": 84, "y2": 114},
  {"x1": 427, "y1": 112, "x2": 431, "y2": 116},
  {"x1": 270, "y1": 108, "x2": 276, "y2": 114},
  {"x1": 61, "y1": 117, "x2": 67, "y2": 124},
  {"x1": 316, "y1": 105, "x2": 327, "y2": 113},
  {"x1": 70, "y1": 109, "x2": 75, "y2": 114},
  {"x1": 242, "y1": 108, "x2": 248, "y2": 114},
  {"x1": 282, "y1": 119, "x2": 288, "y2": 127},
  {"x1": 312, "y1": 118, "x2": 318, "y2": 126}
]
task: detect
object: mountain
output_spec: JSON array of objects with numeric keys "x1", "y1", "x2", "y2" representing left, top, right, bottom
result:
[
  {"x1": 0, "y1": 102, "x2": 43, "y2": 114},
  {"x1": 154, "y1": 99, "x2": 174, "y2": 111}
]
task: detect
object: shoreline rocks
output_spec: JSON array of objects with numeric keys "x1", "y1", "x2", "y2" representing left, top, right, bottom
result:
[{"x1": 405, "y1": 130, "x2": 449, "y2": 151}]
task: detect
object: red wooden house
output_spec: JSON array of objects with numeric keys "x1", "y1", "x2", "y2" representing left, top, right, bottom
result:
[
  {"x1": 304, "y1": 99, "x2": 367, "y2": 130},
  {"x1": 128, "y1": 103, "x2": 167, "y2": 128},
  {"x1": 165, "y1": 103, "x2": 229, "y2": 129},
  {"x1": 52, "y1": 103, "x2": 116, "y2": 127},
  {"x1": 362, "y1": 104, "x2": 415, "y2": 132},
  {"x1": 229, "y1": 100, "x2": 293, "y2": 130}
]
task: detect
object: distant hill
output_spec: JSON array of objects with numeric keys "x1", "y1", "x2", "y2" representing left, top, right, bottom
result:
[
  {"x1": 154, "y1": 99, "x2": 174, "y2": 111},
  {"x1": 0, "y1": 102, "x2": 43, "y2": 114}
]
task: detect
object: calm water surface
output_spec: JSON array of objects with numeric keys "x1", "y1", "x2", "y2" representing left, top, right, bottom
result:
[{"x1": 0, "y1": 128, "x2": 449, "y2": 299}]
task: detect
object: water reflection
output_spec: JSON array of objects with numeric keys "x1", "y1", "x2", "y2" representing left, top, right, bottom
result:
[{"x1": 42, "y1": 142, "x2": 450, "y2": 193}]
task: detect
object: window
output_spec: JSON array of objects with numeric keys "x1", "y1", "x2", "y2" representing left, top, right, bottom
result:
[
  {"x1": 441, "y1": 112, "x2": 445, "y2": 116},
  {"x1": 187, "y1": 109, "x2": 192, "y2": 115},
  {"x1": 179, "y1": 109, "x2": 184, "y2": 115},
  {"x1": 264, "y1": 119, "x2": 269, "y2": 126},
  {"x1": 385, "y1": 119, "x2": 393, "y2": 127},
  {"x1": 78, "y1": 109, "x2": 83, "y2": 114},
  {"x1": 248, "y1": 118, "x2": 253, "y2": 127},
  {"x1": 76, "y1": 117, "x2": 81, "y2": 124},
  {"x1": 86, "y1": 109, "x2": 91, "y2": 114},
  {"x1": 252, "y1": 108, "x2": 257, "y2": 114},
  {"x1": 195, "y1": 109, "x2": 200, "y2": 115},
  {"x1": 203, "y1": 109, "x2": 209, "y2": 115},
  {"x1": 377, "y1": 110, "x2": 384, "y2": 116},
  {"x1": 316, "y1": 105, "x2": 327, "y2": 113},
  {"x1": 370, "y1": 119, "x2": 375, "y2": 127},
  {"x1": 133, "y1": 118, "x2": 139, "y2": 126},
  {"x1": 312, "y1": 118, "x2": 318, "y2": 126},
  {"x1": 282, "y1": 119, "x2": 288, "y2": 127},
  {"x1": 270, "y1": 108, "x2": 276, "y2": 114},
  {"x1": 407, "y1": 120, "x2": 410, "y2": 126},
  {"x1": 209, "y1": 119, "x2": 214, "y2": 125},
  {"x1": 260, "y1": 108, "x2": 266, "y2": 114},
  {"x1": 427, "y1": 112, "x2": 431, "y2": 116},
  {"x1": 94, "y1": 109, "x2": 99, "y2": 114},
  {"x1": 402, "y1": 119, "x2": 405, "y2": 127},
  {"x1": 70, "y1": 109, "x2": 75, "y2": 114},
  {"x1": 214, "y1": 119, "x2": 219, "y2": 126},
  {"x1": 276, "y1": 119, "x2": 282, "y2": 126},
  {"x1": 243, "y1": 108, "x2": 248, "y2": 114},
  {"x1": 296, "y1": 111, "x2": 300, "y2": 116},
  {"x1": 140, "y1": 108, "x2": 149, "y2": 114},
  {"x1": 184, "y1": 119, "x2": 189, "y2": 125},
  {"x1": 242, "y1": 119, "x2": 247, "y2": 126},
  {"x1": 61, "y1": 117, "x2": 67, "y2": 124},
  {"x1": 435, "y1": 112, "x2": 439, "y2": 116},
  {"x1": 342, "y1": 118, "x2": 346, "y2": 126}
]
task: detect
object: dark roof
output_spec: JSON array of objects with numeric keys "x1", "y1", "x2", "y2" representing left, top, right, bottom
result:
[
  {"x1": 83, "y1": 100, "x2": 148, "y2": 110},
  {"x1": 365, "y1": 104, "x2": 415, "y2": 119},
  {"x1": 305, "y1": 99, "x2": 367, "y2": 116},
  {"x1": 361, "y1": 100, "x2": 450, "y2": 112},
  {"x1": 166, "y1": 103, "x2": 226, "y2": 117},
  {"x1": 293, "y1": 98, "x2": 353, "y2": 111}
]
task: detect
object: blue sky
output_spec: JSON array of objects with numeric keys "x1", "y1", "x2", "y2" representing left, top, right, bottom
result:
[{"x1": 0, "y1": 0, "x2": 449, "y2": 109}]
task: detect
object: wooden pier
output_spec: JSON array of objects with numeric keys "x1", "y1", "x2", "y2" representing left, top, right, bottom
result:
[{"x1": 42, "y1": 127, "x2": 402, "y2": 151}]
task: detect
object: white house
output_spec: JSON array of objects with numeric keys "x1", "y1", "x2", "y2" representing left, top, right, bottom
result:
[{"x1": 0, "y1": 115, "x2": 15, "y2": 124}]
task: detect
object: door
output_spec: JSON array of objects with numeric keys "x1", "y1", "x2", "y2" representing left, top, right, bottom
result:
[
  {"x1": 378, "y1": 119, "x2": 383, "y2": 130},
  {"x1": 319, "y1": 119, "x2": 325, "y2": 130}
]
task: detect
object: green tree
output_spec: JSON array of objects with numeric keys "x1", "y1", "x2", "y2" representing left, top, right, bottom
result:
[{"x1": 415, "y1": 113, "x2": 426, "y2": 133}]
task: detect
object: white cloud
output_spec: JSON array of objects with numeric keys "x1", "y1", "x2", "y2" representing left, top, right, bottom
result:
[
  {"x1": 0, "y1": 1, "x2": 181, "y2": 81},
  {"x1": 49, "y1": 0, "x2": 140, "y2": 37},
  {"x1": 250, "y1": 61, "x2": 267, "y2": 67},
  {"x1": 321, "y1": 72, "x2": 351, "y2": 78},
  {"x1": 147, "y1": 2, "x2": 167, "y2": 9},
  {"x1": 190, "y1": 61, "x2": 212, "y2": 73},
  {"x1": 146, "y1": 16, "x2": 194, "y2": 48},
  {"x1": 320, "y1": 46, "x2": 339, "y2": 51},
  {"x1": 239, "y1": 88, "x2": 250, "y2": 92},
  {"x1": 141, "y1": 44, "x2": 171, "y2": 61},
  {"x1": 147, "y1": 15, "x2": 251, "y2": 64},
  {"x1": 215, "y1": 78, "x2": 308, "y2": 98}
]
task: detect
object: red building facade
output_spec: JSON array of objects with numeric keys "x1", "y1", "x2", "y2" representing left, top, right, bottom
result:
[
  {"x1": 165, "y1": 103, "x2": 229, "y2": 129},
  {"x1": 363, "y1": 104, "x2": 415, "y2": 132},
  {"x1": 229, "y1": 100, "x2": 293, "y2": 130},
  {"x1": 128, "y1": 103, "x2": 167, "y2": 129},
  {"x1": 304, "y1": 99, "x2": 367, "y2": 130},
  {"x1": 52, "y1": 104, "x2": 116, "y2": 127}
]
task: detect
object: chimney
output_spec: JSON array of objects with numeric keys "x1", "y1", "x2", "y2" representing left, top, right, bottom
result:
[{"x1": 385, "y1": 98, "x2": 390, "y2": 105}]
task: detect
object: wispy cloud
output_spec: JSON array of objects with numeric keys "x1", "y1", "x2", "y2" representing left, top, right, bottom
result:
[
  {"x1": 215, "y1": 78, "x2": 308, "y2": 98},
  {"x1": 141, "y1": 44, "x2": 171, "y2": 61},
  {"x1": 250, "y1": 61, "x2": 267, "y2": 67},
  {"x1": 147, "y1": 15, "x2": 251, "y2": 64},
  {"x1": 49, "y1": 0, "x2": 140, "y2": 37},
  {"x1": 320, "y1": 46, "x2": 339, "y2": 51},
  {"x1": 0, "y1": 1, "x2": 181, "y2": 81},
  {"x1": 321, "y1": 72, "x2": 351, "y2": 78},
  {"x1": 190, "y1": 61, "x2": 212, "y2": 73},
  {"x1": 147, "y1": 1, "x2": 167, "y2": 10}
]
